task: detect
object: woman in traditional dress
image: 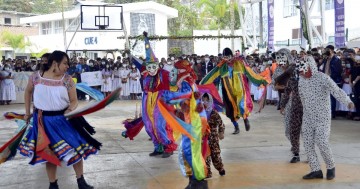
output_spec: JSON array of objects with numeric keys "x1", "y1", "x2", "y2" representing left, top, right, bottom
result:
[
  {"x1": 0, "y1": 64, "x2": 16, "y2": 105},
  {"x1": 128, "y1": 65, "x2": 142, "y2": 100},
  {"x1": 21, "y1": 51, "x2": 97, "y2": 189},
  {"x1": 112, "y1": 66, "x2": 121, "y2": 93},
  {"x1": 101, "y1": 62, "x2": 113, "y2": 96},
  {"x1": 119, "y1": 64, "x2": 130, "y2": 99}
]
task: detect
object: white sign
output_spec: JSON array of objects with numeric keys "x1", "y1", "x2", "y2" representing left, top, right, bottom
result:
[
  {"x1": 80, "y1": 71, "x2": 102, "y2": 86},
  {"x1": 13, "y1": 72, "x2": 33, "y2": 104}
]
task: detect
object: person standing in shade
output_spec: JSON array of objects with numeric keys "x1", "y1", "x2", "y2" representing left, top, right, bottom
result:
[
  {"x1": 320, "y1": 45, "x2": 343, "y2": 119},
  {"x1": 101, "y1": 62, "x2": 113, "y2": 97}
]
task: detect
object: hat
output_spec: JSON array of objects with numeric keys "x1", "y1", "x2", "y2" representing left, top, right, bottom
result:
[
  {"x1": 325, "y1": 45, "x2": 335, "y2": 51},
  {"x1": 222, "y1": 48, "x2": 233, "y2": 57},
  {"x1": 143, "y1": 31, "x2": 158, "y2": 64}
]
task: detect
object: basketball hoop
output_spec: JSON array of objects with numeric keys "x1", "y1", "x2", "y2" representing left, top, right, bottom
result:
[{"x1": 80, "y1": 5, "x2": 123, "y2": 30}]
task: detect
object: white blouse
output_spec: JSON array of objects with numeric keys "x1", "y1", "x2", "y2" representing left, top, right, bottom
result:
[{"x1": 32, "y1": 72, "x2": 74, "y2": 111}]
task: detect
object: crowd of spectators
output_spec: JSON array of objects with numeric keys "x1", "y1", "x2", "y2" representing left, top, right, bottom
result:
[{"x1": 1, "y1": 46, "x2": 359, "y2": 122}]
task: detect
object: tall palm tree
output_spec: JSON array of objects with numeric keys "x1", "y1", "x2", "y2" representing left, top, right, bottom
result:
[
  {"x1": 1, "y1": 31, "x2": 31, "y2": 58},
  {"x1": 198, "y1": 0, "x2": 228, "y2": 53}
]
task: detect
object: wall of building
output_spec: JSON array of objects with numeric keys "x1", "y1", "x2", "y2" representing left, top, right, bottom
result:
[
  {"x1": 25, "y1": 9, "x2": 170, "y2": 59},
  {"x1": 273, "y1": 0, "x2": 360, "y2": 49},
  {"x1": 0, "y1": 25, "x2": 38, "y2": 36},
  {"x1": 0, "y1": 12, "x2": 21, "y2": 25},
  {"x1": 193, "y1": 30, "x2": 243, "y2": 56}
]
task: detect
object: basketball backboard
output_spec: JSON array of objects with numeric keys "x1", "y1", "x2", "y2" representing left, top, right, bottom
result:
[{"x1": 80, "y1": 5, "x2": 123, "y2": 30}]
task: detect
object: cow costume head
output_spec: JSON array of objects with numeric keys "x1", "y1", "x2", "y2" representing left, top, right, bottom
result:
[
  {"x1": 276, "y1": 48, "x2": 293, "y2": 66},
  {"x1": 296, "y1": 55, "x2": 317, "y2": 78}
]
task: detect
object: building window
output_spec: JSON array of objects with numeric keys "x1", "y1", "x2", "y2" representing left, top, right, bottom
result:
[
  {"x1": 292, "y1": 39, "x2": 301, "y2": 45},
  {"x1": 275, "y1": 40, "x2": 289, "y2": 46},
  {"x1": 54, "y1": 20, "x2": 63, "y2": 34},
  {"x1": 325, "y1": 0, "x2": 334, "y2": 10},
  {"x1": 283, "y1": 0, "x2": 299, "y2": 17},
  {"x1": 68, "y1": 17, "x2": 80, "y2": 30},
  {"x1": 41, "y1": 22, "x2": 51, "y2": 35},
  {"x1": 4, "y1": 18, "x2": 11, "y2": 25}
]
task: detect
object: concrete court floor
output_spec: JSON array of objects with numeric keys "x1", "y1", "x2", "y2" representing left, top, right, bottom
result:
[{"x1": 0, "y1": 100, "x2": 360, "y2": 189}]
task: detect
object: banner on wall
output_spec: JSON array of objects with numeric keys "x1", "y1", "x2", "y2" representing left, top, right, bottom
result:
[
  {"x1": 267, "y1": 0, "x2": 274, "y2": 50},
  {"x1": 299, "y1": 0, "x2": 309, "y2": 49},
  {"x1": 80, "y1": 71, "x2": 102, "y2": 86},
  {"x1": 13, "y1": 72, "x2": 32, "y2": 104},
  {"x1": 335, "y1": 0, "x2": 345, "y2": 48}
]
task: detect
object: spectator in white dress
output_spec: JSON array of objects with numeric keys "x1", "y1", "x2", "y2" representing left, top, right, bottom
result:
[
  {"x1": 119, "y1": 64, "x2": 130, "y2": 100},
  {"x1": 129, "y1": 65, "x2": 142, "y2": 100},
  {"x1": 101, "y1": 63, "x2": 113, "y2": 96},
  {"x1": 0, "y1": 64, "x2": 16, "y2": 105},
  {"x1": 112, "y1": 66, "x2": 121, "y2": 92}
]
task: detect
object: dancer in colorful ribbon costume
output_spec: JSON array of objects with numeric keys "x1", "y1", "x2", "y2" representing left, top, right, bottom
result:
[
  {"x1": 159, "y1": 59, "x2": 209, "y2": 189},
  {"x1": 126, "y1": 32, "x2": 177, "y2": 158},
  {"x1": 200, "y1": 48, "x2": 268, "y2": 134}
]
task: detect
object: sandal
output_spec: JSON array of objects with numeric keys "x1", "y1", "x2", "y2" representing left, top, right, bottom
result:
[{"x1": 353, "y1": 117, "x2": 360, "y2": 121}]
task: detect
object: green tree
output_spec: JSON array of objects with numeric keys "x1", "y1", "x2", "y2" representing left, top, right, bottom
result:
[
  {"x1": 30, "y1": 0, "x2": 74, "y2": 14},
  {"x1": 30, "y1": 48, "x2": 49, "y2": 58},
  {"x1": 0, "y1": 0, "x2": 32, "y2": 13},
  {"x1": 1, "y1": 31, "x2": 32, "y2": 58},
  {"x1": 103, "y1": 0, "x2": 147, "y2": 4},
  {"x1": 0, "y1": 0, "x2": 74, "y2": 14},
  {"x1": 197, "y1": 0, "x2": 228, "y2": 53}
]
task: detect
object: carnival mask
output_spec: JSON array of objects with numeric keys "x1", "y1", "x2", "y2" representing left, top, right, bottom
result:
[
  {"x1": 146, "y1": 63, "x2": 159, "y2": 76},
  {"x1": 276, "y1": 53, "x2": 288, "y2": 65},
  {"x1": 295, "y1": 58, "x2": 308, "y2": 73}
]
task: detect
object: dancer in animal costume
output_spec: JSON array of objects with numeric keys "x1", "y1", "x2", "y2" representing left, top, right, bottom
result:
[
  {"x1": 159, "y1": 59, "x2": 209, "y2": 189},
  {"x1": 276, "y1": 64, "x2": 303, "y2": 163},
  {"x1": 273, "y1": 48, "x2": 292, "y2": 110},
  {"x1": 297, "y1": 56, "x2": 354, "y2": 180},
  {"x1": 125, "y1": 32, "x2": 177, "y2": 158},
  {"x1": 200, "y1": 48, "x2": 268, "y2": 134},
  {"x1": 202, "y1": 93, "x2": 225, "y2": 178}
]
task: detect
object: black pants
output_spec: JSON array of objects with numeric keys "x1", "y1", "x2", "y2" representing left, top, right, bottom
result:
[
  {"x1": 76, "y1": 74, "x2": 86, "y2": 100},
  {"x1": 330, "y1": 84, "x2": 342, "y2": 116},
  {"x1": 354, "y1": 86, "x2": 360, "y2": 117}
]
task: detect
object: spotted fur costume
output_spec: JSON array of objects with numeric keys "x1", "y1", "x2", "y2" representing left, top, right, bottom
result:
[
  {"x1": 202, "y1": 93, "x2": 225, "y2": 177},
  {"x1": 298, "y1": 56, "x2": 352, "y2": 172}
]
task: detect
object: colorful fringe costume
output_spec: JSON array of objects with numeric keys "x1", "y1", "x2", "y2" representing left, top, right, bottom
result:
[
  {"x1": 124, "y1": 32, "x2": 177, "y2": 155},
  {"x1": 160, "y1": 60, "x2": 210, "y2": 188},
  {"x1": 142, "y1": 69, "x2": 177, "y2": 154},
  {"x1": 200, "y1": 56, "x2": 268, "y2": 132}
]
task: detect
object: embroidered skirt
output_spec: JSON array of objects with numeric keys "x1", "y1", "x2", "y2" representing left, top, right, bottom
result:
[{"x1": 18, "y1": 111, "x2": 98, "y2": 166}]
